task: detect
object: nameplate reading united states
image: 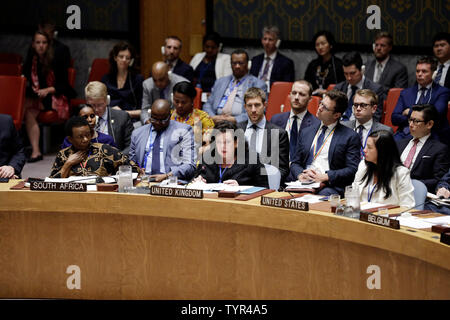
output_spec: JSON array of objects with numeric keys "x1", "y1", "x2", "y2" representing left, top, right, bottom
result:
[
  {"x1": 260, "y1": 196, "x2": 309, "y2": 211},
  {"x1": 359, "y1": 211, "x2": 400, "y2": 229},
  {"x1": 150, "y1": 186, "x2": 203, "y2": 199},
  {"x1": 30, "y1": 181, "x2": 87, "y2": 192}
]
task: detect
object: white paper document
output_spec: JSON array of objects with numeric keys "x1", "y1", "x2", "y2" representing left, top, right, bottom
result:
[
  {"x1": 182, "y1": 182, "x2": 253, "y2": 192},
  {"x1": 360, "y1": 202, "x2": 386, "y2": 210},
  {"x1": 396, "y1": 216, "x2": 438, "y2": 229},
  {"x1": 285, "y1": 181, "x2": 321, "y2": 189},
  {"x1": 421, "y1": 215, "x2": 450, "y2": 226},
  {"x1": 294, "y1": 194, "x2": 324, "y2": 204}
]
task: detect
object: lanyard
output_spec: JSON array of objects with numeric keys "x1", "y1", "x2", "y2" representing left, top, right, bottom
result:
[
  {"x1": 79, "y1": 149, "x2": 92, "y2": 171},
  {"x1": 360, "y1": 127, "x2": 372, "y2": 159},
  {"x1": 312, "y1": 126, "x2": 336, "y2": 161},
  {"x1": 217, "y1": 77, "x2": 246, "y2": 109},
  {"x1": 368, "y1": 182, "x2": 377, "y2": 202},
  {"x1": 219, "y1": 166, "x2": 228, "y2": 183}
]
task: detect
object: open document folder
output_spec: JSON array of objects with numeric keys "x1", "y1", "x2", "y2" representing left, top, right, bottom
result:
[
  {"x1": 44, "y1": 173, "x2": 138, "y2": 184},
  {"x1": 181, "y1": 182, "x2": 265, "y2": 194},
  {"x1": 285, "y1": 181, "x2": 321, "y2": 190}
]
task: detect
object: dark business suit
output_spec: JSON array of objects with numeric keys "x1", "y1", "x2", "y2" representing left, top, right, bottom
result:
[
  {"x1": 250, "y1": 52, "x2": 295, "y2": 87},
  {"x1": 0, "y1": 114, "x2": 26, "y2": 177},
  {"x1": 289, "y1": 122, "x2": 361, "y2": 196},
  {"x1": 444, "y1": 69, "x2": 450, "y2": 89},
  {"x1": 397, "y1": 137, "x2": 450, "y2": 192},
  {"x1": 334, "y1": 77, "x2": 386, "y2": 122},
  {"x1": 236, "y1": 120, "x2": 290, "y2": 182},
  {"x1": 341, "y1": 119, "x2": 394, "y2": 135},
  {"x1": 105, "y1": 108, "x2": 134, "y2": 155},
  {"x1": 365, "y1": 57, "x2": 408, "y2": 90},
  {"x1": 391, "y1": 82, "x2": 450, "y2": 144},
  {"x1": 172, "y1": 59, "x2": 194, "y2": 82}
]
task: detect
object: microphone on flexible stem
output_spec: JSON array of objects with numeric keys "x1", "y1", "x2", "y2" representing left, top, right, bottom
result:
[{"x1": 394, "y1": 199, "x2": 435, "y2": 219}]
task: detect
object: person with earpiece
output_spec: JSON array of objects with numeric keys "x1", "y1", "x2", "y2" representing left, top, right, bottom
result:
[
  {"x1": 392, "y1": 56, "x2": 450, "y2": 145},
  {"x1": 250, "y1": 25, "x2": 295, "y2": 90},
  {"x1": 162, "y1": 36, "x2": 194, "y2": 82},
  {"x1": 101, "y1": 42, "x2": 144, "y2": 123},
  {"x1": 334, "y1": 51, "x2": 386, "y2": 122}
]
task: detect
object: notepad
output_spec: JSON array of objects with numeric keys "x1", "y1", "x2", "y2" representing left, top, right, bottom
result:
[{"x1": 239, "y1": 186, "x2": 266, "y2": 195}]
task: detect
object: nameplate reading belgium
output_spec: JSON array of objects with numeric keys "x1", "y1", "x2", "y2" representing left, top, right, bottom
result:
[
  {"x1": 359, "y1": 211, "x2": 400, "y2": 229},
  {"x1": 150, "y1": 186, "x2": 203, "y2": 199},
  {"x1": 260, "y1": 196, "x2": 309, "y2": 211},
  {"x1": 30, "y1": 181, "x2": 87, "y2": 192}
]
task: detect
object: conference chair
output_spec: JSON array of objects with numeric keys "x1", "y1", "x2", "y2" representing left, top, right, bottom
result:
[
  {"x1": 264, "y1": 164, "x2": 281, "y2": 190},
  {"x1": 266, "y1": 82, "x2": 293, "y2": 120},
  {"x1": 326, "y1": 84, "x2": 336, "y2": 91},
  {"x1": 68, "y1": 67, "x2": 76, "y2": 88},
  {"x1": 282, "y1": 95, "x2": 321, "y2": 116},
  {"x1": 383, "y1": 88, "x2": 402, "y2": 131},
  {"x1": 0, "y1": 63, "x2": 22, "y2": 76},
  {"x1": 0, "y1": 52, "x2": 23, "y2": 64},
  {"x1": 411, "y1": 179, "x2": 427, "y2": 210},
  {"x1": 0, "y1": 75, "x2": 26, "y2": 130}
]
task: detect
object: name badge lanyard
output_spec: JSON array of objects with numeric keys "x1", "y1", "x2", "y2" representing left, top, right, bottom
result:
[
  {"x1": 311, "y1": 126, "x2": 336, "y2": 162},
  {"x1": 368, "y1": 182, "x2": 377, "y2": 202},
  {"x1": 217, "y1": 77, "x2": 245, "y2": 109},
  {"x1": 141, "y1": 125, "x2": 157, "y2": 172},
  {"x1": 360, "y1": 127, "x2": 372, "y2": 159},
  {"x1": 218, "y1": 167, "x2": 228, "y2": 183}
]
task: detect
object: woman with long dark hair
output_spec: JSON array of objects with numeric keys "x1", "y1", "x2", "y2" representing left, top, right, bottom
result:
[
  {"x1": 304, "y1": 30, "x2": 345, "y2": 96},
  {"x1": 101, "y1": 41, "x2": 144, "y2": 122},
  {"x1": 353, "y1": 130, "x2": 415, "y2": 206}
]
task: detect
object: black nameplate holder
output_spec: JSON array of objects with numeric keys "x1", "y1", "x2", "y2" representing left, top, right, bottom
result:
[
  {"x1": 150, "y1": 186, "x2": 203, "y2": 199},
  {"x1": 359, "y1": 211, "x2": 400, "y2": 229},
  {"x1": 260, "y1": 196, "x2": 309, "y2": 211},
  {"x1": 30, "y1": 181, "x2": 87, "y2": 192}
]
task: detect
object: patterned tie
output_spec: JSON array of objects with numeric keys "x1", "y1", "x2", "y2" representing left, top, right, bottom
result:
[
  {"x1": 249, "y1": 124, "x2": 258, "y2": 152},
  {"x1": 290, "y1": 115, "x2": 298, "y2": 159},
  {"x1": 403, "y1": 139, "x2": 419, "y2": 169},
  {"x1": 151, "y1": 131, "x2": 162, "y2": 174},
  {"x1": 261, "y1": 57, "x2": 271, "y2": 81},
  {"x1": 306, "y1": 126, "x2": 328, "y2": 166},
  {"x1": 435, "y1": 64, "x2": 444, "y2": 84},
  {"x1": 357, "y1": 125, "x2": 364, "y2": 144},
  {"x1": 418, "y1": 87, "x2": 427, "y2": 104},
  {"x1": 222, "y1": 80, "x2": 238, "y2": 115},
  {"x1": 374, "y1": 62, "x2": 383, "y2": 83}
]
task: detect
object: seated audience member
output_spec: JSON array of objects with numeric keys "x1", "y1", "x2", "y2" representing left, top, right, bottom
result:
[
  {"x1": 61, "y1": 105, "x2": 116, "y2": 149},
  {"x1": 203, "y1": 49, "x2": 267, "y2": 124},
  {"x1": 85, "y1": 81, "x2": 133, "y2": 154},
  {"x1": 23, "y1": 29, "x2": 76, "y2": 162},
  {"x1": 101, "y1": 42, "x2": 144, "y2": 122},
  {"x1": 271, "y1": 80, "x2": 320, "y2": 160},
  {"x1": 354, "y1": 130, "x2": 415, "y2": 207},
  {"x1": 190, "y1": 32, "x2": 232, "y2": 93},
  {"x1": 129, "y1": 99, "x2": 195, "y2": 182},
  {"x1": 432, "y1": 32, "x2": 450, "y2": 89},
  {"x1": 236, "y1": 87, "x2": 289, "y2": 183},
  {"x1": 50, "y1": 117, "x2": 139, "y2": 178},
  {"x1": 249, "y1": 25, "x2": 295, "y2": 89},
  {"x1": 171, "y1": 81, "x2": 214, "y2": 139},
  {"x1": 162, "y1": 36, "x2": 194, "y2": 81},
  {"x1": 194, "y1": 121, "x2": 269, "y2": 188},
  {"x1": 365, "y1": 31, "x2": 408, "y2": 90},
  {"x1": 289, "y1": 90, "x2": 361, "y2": 196},
  {"x1": 0, "y1": 114, "x2": 26, "y2": 179},
  {"x1": 397, "y1": 104, "x2": 449, "y2": 193},
  {"x1": 335, "y1": 51, "x2": 386, "y2": 122},
  {"x1": 141, "y1": 61, "x2": 188, "y2": 124},
  {"x1": 424, "y1": 169, "x2": 450, "y2": 214},
  {"x1": 304, "y1": 30, "x2": 345, "y2": 96},
  {"x1": 392, "y1": 56, "x2": 450, "y2": 144},
  {"x1": 341, "y1": 89, "x2": 393, "y2": 158}
]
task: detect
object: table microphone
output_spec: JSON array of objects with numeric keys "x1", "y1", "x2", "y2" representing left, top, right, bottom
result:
[{"x1": 394, "y1": 198, "x2": 435, "y2": 218}]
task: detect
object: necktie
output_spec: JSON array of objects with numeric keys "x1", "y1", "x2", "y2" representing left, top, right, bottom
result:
[
  {"x1": 374, "y1": 62, "x2": 383, "y2": 83},
  {"x1": 435, "y1": 64, "x2": 444, "y2": 84},
  {"x1": 357, "y1": 125, "x2": 364, "y2": 144},
  {"x1": 151, "y1": 131, "x2": 162, "y2": 174},
  {"x1": 159, "y1": 88, "x2": 165, "y2": 100},
  {"x1": 343, "y1": 86, "x2": 358, "y2": 120},
  {"x1": 249, "y1": 124, "x2": 258, "y2": 152},
  {"x1": 418, "y1": 87, "x2": 427, "y2": 104},
  {"x1": 261, "y1": 57, "x2": 271, "y2": 81},
  {"x1": 403, "y1": 139, "x2": 419, "y2": 169},
  {"x1": 290, "y1": 115, "x2": 298, "y2": 159},
  {"x1": 306, "y1": 126, "x2": 328, "y2": 166},
  {"x1": 222, "y1": 80, "x2": 238, "y2": 115}
]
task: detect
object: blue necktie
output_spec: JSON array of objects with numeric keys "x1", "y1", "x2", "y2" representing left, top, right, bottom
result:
[
  {"x1": 159, "y1": 89, "x2": 165, "y2": 99},
  {"x1": 357, "y1": 125, "x2": 364, "y2": 144},
  {"x1": 290, "y1": 115, "x2": 298, "y2": 159},
  {"x1": 151, "y1": 131, "x2": 162, "y2": 174},
  {"x1": 435, "y1": 64, "x2": 444, "y2": 84},
  {"x1": 306, "y1": 126, "x2": 328, "y2": 166},
  {"x1": 418, "y1": 87, "x2": 427, "y2": 104},
  {"x1": 343, "y1": 85, "x2": 358, "y2": 120}
]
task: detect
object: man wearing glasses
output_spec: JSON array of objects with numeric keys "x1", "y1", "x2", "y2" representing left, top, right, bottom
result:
[
  {"x1": 129, "y1": 99, "x2": 196, "y2": 182},
  {"x1": 341, "y1": 89, "x2": 393, "y2": 158},
  {"x1": 289, "y1": 90, "x2": 361, "y2": 197},
  {"x1": 397, "y1": 104, "x2": 449, "y2": 193}
]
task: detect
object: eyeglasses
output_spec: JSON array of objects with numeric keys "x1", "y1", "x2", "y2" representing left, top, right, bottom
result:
[
  {"x1": 408, "y1": 118, "x2": 426, "y2": 125},
  {"x1": 150, "y1": 115, "x2": 171, "y2": 124},
  {"x1": 319, "y1": 101, "x2": 334, "y2": 112},
  {"x1": 353, "y1": 103, "x2": 372, "y2": 109}
]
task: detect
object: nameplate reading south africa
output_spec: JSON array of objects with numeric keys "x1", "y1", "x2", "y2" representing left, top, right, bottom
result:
[
  {"x1": 30, "y1": 181, "x2": 87, "y2": 192},
  {"x1": 150, "y1": 186, "x2": 203, "y2": 199},
  {"x1": 260, "y1": 196, "x2": 309, "y2": 211}
]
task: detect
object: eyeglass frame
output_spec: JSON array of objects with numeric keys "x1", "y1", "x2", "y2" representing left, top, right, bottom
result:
[
  {"x1": 352, "y1": 102, "x2": 374, "y2": 110},
  {"x1": 150, "y1": 114, "x2": 171, "y2": 124},
  {"x1": 408, "y1": 117, "x2": 427, "y2": 125},
  {"x1": 318, "y1": 101, "x2": 335, "y2": 113}
]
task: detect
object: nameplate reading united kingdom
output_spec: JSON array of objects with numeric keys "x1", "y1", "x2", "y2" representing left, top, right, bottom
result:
[
  {"x1": 150, "y1": 186, "x2": 203, "y2": 199},
  {"x1": 260, "y1": 196, "x2": 309, "y2": 211},
  {"x1": 30, "y1": 181, "x2": 87, "y2": 192},
  {"x1": 359, "y1": 211, "x2": 400, "y2": 229}
]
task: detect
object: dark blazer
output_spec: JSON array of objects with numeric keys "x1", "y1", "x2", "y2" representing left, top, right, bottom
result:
[
  {"x1": 236, "y1": 120, "x2": 290, "y2": 182},
  {"x1": 341, "y1": 119, "x2": 394, "y2": 135},
  {"x1": 172, "y1": 59, "x2": 194, "y2": 82},
  {"x1": 334, "y1": 77, "x2": 387, "y2": 122},
  {"x1": 391, "y1": 82, "x2": 450, "y2": 143},
  {"x1": 0, "y1": 114, "x2": 26, "y2": 177},
  {"x1": 250, "y1": 52, "x2": 295, "y2": 87},
  {"x1": 437, "y1": 169, "x2": 450, "y2": 191},
  {"x1": 397, "y1": 137, "x2": 450, "y2": 192},
  {"x1": 106, "y1": 108, "x2": 134, "y2": 155},
  {"x1": 365, "y1": 57, "x2": 408, "y2": 90},
  {"x1": 101, "y1": 72, "x2": 144, "y2": 112},
  {"x1": 444, "y1": 68, "x2": 450, "y2": 89},
  {"x1": 304, "y1": 56, "x2": 345, "y2": 91},
  {"x1": 289, "y1": 122, "x2": 361, "y2": 195}
]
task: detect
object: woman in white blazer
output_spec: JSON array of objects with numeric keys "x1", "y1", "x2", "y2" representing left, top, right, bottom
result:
[
  {"x1": 353, "y1": 130, "x2": 415, "y2": 207},
  {"x1": 189, "y1": 32, "x2": 232, "y2": 92}
]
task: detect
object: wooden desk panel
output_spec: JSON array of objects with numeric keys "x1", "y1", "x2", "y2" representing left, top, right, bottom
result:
[{"x1": 0, "y1": 185, "x2": 449, "y2": 299}]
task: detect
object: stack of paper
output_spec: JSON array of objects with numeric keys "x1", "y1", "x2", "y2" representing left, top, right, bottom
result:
[{"x1": 285, "y1": 181, "x2": 321, "y2": 190}]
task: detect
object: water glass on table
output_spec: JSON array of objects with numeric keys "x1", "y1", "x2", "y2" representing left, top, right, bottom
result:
[{"x1": 118, "y1": 165, "x2": 133, "y2": 193}]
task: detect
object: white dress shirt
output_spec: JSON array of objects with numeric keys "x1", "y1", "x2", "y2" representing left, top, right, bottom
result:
[
  {"x1": 245, "y1": 117, "x2": 266, "y2": 154},
  {"x1": 373, "y1": 56, "x2": 390, "y2": 83},
  {"x1": 436, "y1": 59, "x2": 450, "y2": 87},
  {"x1": 355, "y1": 119, "x2": 373, "y2": 148},
  {"x1": 310, "y1": 121, "x2": 337, "y2": 173},
  {"x1": 400, "y1": 134, "x2": 430, "y2": 167},
  {"x1": 285, "y1": 109, "x2": 307, "y2": 139}
]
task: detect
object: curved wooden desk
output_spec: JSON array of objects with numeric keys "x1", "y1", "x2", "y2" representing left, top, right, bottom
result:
[{"x1": 0, "y1": 183, "x2": 449, "y2": 299}]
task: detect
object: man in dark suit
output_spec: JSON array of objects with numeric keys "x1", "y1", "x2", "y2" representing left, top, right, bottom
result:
[
  {"x1": 85, "y1": 81, "x2": 134, "y2": 154},
  {"x1": 397, "y1": 104, "x2": 449, "y2": 193},
  {"x1": 335, "y1": 52, "x2": 386, "y2": 122},
  {"x1": 424, "y1": 169, "x2": 450, "y2": 214},
  {"x1": 237, "y1": 87, "x2": 289, "y2": 182},
  {"x1": 392, "y1": 56, "x2": 450, "y2": 144},
  {"x1": 163, "y1": 36, "x2": 194, "y2": 82},
  {"x1": 0, "y1": 114, "x2": 26, "y2": 179},
  {"x1": 432, "y1": 32, "x2": 450, "y2": 89},
  {"x1": 365, "y1": 31, "x2": 408, "y2": 90},
  {"x1": 289, "y1": 90, "x2": 361, "y2": 196},
  {"x1": 270, "y1": 80, "x2": 320, "y2": 160},
  {"x1": 249, "y1": 25, "x2": 295, "y2": 90},
  {"x1": 341, "y1": 89, "x2": 393, "y2": 158}
]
